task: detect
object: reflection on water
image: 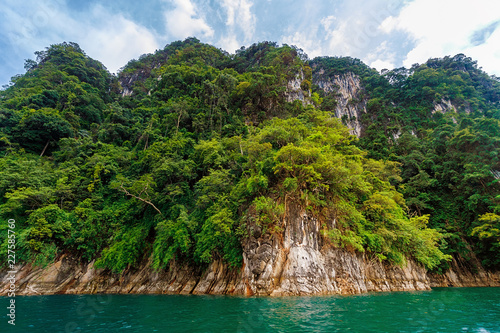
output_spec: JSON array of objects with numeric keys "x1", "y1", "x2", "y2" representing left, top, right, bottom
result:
[{"x1": 1, "y1": 287, "x2": 499, "y2": 332}]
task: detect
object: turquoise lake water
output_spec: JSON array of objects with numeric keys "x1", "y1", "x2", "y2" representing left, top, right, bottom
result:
[{"x1": 1, "y1": 287, "x2": 499, "y2": 332}]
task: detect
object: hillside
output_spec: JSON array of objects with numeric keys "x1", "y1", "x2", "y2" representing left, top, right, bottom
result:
[{"x1": 0, "y1": 39, "x2": 499, "y2": 295}]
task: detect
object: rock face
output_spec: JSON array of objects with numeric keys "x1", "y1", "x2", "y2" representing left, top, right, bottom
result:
[
  {"x1": 433, "y1": 98, "x2": 472, "y2": 115},
  {"x1": 242, "y1": 205, "x2": 429, "y2": 295},
  {"x1": 285, "y1": 70, "x2": 311, "y2": 104},
  {"x1": 2, "y1": 203, "x2": 499, "y2": 297},
  {"x1": 119, "y1": 68, "x2": 158, "y2": 97},
  {"x1": 6, "y1": 204, "x2": 496, "y2": 297},
  {"x1": 433, "y1": 99, "x2": 455, "y2": 114},
  {"x1": 120, "y1": 71, "x2": 143, "y2": 97},
  {"x1": 429, "y1": 255, "x2": 500, "y2": 288},
  {"x1": 118, "y1": 58, "x2": 166, "y2": 97},
  {"x1": 313, "y1": 71, "x2": 367, "y2": 136},
  {"x1": 0, "y1": 256, "x2": 245, "y2": 296}
]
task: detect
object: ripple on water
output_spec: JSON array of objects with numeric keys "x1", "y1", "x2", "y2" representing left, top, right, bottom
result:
[{"x1": 0, "y1": 287, "x2": 499, "y2": 333}]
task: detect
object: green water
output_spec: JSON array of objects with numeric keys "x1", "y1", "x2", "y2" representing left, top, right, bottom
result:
[{"x1": 1, "y1": 287, "x2": 499, "y2": 332}]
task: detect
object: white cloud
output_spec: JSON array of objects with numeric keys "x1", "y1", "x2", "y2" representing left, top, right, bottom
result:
[
  {"x1": 281, "y1": 31, "x2": 323, "y2": 59},
  {"x1": 221, "y1": 0, "x2": 255, "y2": 39},
  {"x1": 370, "y1": 59, "x2": 395, "y2": 71},
  {"x1": 315, "y1": 0, "x2": 403, "y2": 58},
  {"x1": 82, "y1": 6, "x2": 160, "y2": 74},
  {"x1": 164, "y1": 0, "x2": 214, "y2": 40},
  {"x1": 383, "y1": 0, "x2": 500, "y2": 74},
  {"x1": 217, "y1": 34, "x2": 241, "y2": 53},
  {"x1": 322, "y1": 20, "x2": 353, "y2": 55},
  {"x1": 280, "y1": 14, "x2": 347, "y2": 60},
  {"x1": 216, "y1": 0, "x2": 255, "y2": 53},
  {"x1": 280, "y1": 5, "x2": 398, "y2": 65},
  {"x1": 321, "y1": 15, "x2": 336, "y2": 32},
  {"x1": 366, "y1": 41, "x2": 396, "y2": 71},
  {"x1": 317, "y1": 16, "x2": 352, "y2": 55},
  {"x1": 0, "y1": 0, "x2": 160, "y2": 75},
  {"x1": 3, "y1": 0, "x2": 498, "y2": 84},
  {"x1": 464, "y1": 28, "x2": 500, "y2": 75}
]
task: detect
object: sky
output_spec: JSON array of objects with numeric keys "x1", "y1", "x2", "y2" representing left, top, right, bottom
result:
[{"x1": 1, "y1": 0, "x2": 500, "y2": 86}]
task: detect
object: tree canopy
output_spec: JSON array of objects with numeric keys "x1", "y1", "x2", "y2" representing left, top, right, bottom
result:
[{"x1": 1, "y1": 40, "x2": 498, "y2": 274}]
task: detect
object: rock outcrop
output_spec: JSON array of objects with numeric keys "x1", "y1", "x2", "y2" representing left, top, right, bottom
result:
[
  {"x1": 285, "y1": 70, "x2": 311, "y2": 104},
  {"x1": 119, "y1": 71, "x2": 145, "y2": 97},
  {"x1": 242, "y1": 204, "x2": 429, "y2": 296},
  {"x1": 432, "y1": 98, "x2": 472, "y2": 115},
  {"x1": 5, "y1": 204, "x2": 497, "y2": 297},
  {"x1": 429, "y1": 255, "x2": 500, "y2": 288},
  {"x1": 0, "y1": 255, "x2": 245, "y2": 296},
  {"x1": 313, "y1": 71, "x2": 367, "y2": 136}
]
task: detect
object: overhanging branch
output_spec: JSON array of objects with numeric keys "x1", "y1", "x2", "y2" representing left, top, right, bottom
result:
[{"x1": 119, "y1": 183, "x2": 163, "y2": 216}]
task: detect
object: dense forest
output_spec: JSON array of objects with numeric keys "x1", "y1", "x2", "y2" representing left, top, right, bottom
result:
[{"x1": 0, "y1": 38, "x2": 499, "y2": 275}]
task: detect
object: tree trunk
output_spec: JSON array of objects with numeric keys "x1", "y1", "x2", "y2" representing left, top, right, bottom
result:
[
  {"x1": 40, "y1": 140, "x2": 50, "y2": 157},
  {"x1": 176, "y1": 111, "x2": 183, "y2": 134},
  {"x1": 143, "y1": 134, "x2": 149, "y2": 151}
]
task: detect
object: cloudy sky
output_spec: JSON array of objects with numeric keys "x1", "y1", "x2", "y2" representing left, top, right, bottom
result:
[{"x1": 1, "y1": 0, "x2": 499, "y2": 86}]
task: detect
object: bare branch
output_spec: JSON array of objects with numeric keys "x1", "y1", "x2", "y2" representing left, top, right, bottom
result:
[{"x1": 119, "y1": 183, "x2": 163, "y2": 216}]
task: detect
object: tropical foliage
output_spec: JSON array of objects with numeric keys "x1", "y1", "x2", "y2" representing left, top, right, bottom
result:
[{"x1": 0, "y1": 39, "x2": 498, "y2": 274}]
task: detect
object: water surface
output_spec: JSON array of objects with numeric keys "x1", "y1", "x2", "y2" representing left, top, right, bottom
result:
[{"x1": 1, "y1": 287, "x2": 499, "y2": 332}]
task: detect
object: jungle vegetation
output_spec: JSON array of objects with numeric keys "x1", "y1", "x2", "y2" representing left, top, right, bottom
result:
[{"x1": 1, "y1": 38, "x2": 498, "y2": 273}]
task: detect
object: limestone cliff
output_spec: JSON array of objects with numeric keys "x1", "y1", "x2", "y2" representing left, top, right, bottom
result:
[
  {"x1": 285, "y1": 69, "x2": 311, "y2": 105},
  {"x1": 119, "y1": 70, "x2": 148, "y2": 97},
  {"x1": 3, "y1": 204, "x2": 497, "y2": 296},
  {"x1": 118, "y1": 52, "x2": 168, "y2": 97},
  {"x1": 428, "y1": 254, "x2": 500, "y2": 288},
  {"x1": 119, "y1": 63, "x2": 162, "y2": 97},
  {"x1": 313, "y1": 70, "x2": 367, "y2": 136},
  {"x1": 242, "y1": 204, "x2": 429, "y2": 295}
]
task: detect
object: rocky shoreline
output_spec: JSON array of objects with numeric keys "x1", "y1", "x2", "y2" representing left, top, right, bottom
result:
[
  {"x1": 1, "y1": 251, "x2": 498, "y2": 297},
  {"x1": 2, "y1": 207, "x2": 499, "y2": 296}
]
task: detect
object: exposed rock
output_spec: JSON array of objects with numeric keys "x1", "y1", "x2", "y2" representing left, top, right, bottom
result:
[
  {"x1": 433, "y1": 99, "x2": 455, "y2": 114},
  {"x1": 118, "y1": 61, "x2": 164, "y2": 97},
  {"x1": 1, "y1": 205, "x2": 498, "y2": 296},
  {"x1": 313, "y1": 72, "x2": 367, "y2": 136},
  {"x1": 433, "y1": 98, "x2": 471, "y2": 115},
  {"x1": 285, "y1": 70, "x2": 311, "y2": 105},
  {"x1": 242, "y1": 205, "x2": 431, "y2": 296},
  {"x1": 119, "y1": 70, "x2": 147, "y2": 97},
  {"x1": 393, "y1": 129, "x2": 401, "y2": 140},
  {"x1": 429, "y1": 255, "x2": 500, "y2": 288}
]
